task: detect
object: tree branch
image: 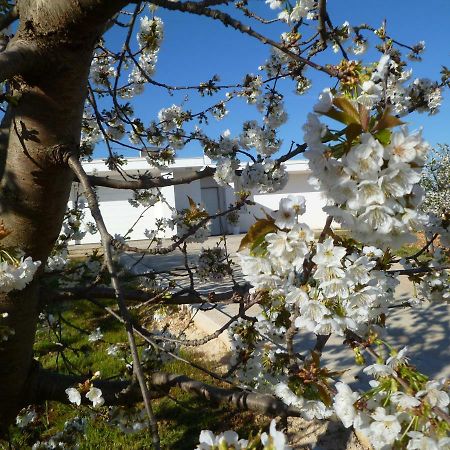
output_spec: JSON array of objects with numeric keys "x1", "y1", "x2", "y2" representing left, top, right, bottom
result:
[
  {"x1": 85, "y1": 166, "x2": 215, "y2": 189},
  {"x1": 33, "y1": 368, "x2": 303, "y2": 418},
  {"x1": 43, "y1": 283, "x2": 251, "y2": 306},
  {"x1": 0, "y1": 41, "x2": 39, "y2": 82},
  {"x1": 147, "y1": 0, "x2": 337, "y2": 77},
  {"x1": 67, "y1": 154, "x2": 161, "y2": 449},
  {"x1": 31, "y1": 368, "x2": 163, "y2": 406}
]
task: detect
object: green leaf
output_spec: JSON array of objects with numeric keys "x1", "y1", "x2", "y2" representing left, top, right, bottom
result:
[
  {"x1": 316, "y1": 382, "x2": 333, "y2": 406},
  {"x1": 238, "y1": 218, "x2": 276, "y2": 252},
  {"x1": 330, "y1": 142, "x2": 347, "y2": 159},
  {"x1": 333, "y1": 97, "x2": 361, "y2": 124},
  {"x1": 344, "y1": 123, "x2": 363, "y2": 145},
  {"x1": 373, "y1": 108, "x2": 404, "y2": 131},
  {"x1": 374, "y1": 129, "x2": 392, "y2": 145},
  {"x1": 323, "y1": 107, "x2": 352, "y2": 125},
  {"x1": 358, "y1": 103, "x2": 370, "y2": 131}
]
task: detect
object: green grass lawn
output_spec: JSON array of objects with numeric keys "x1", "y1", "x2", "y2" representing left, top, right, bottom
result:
[{"x1": 7, "y1": 299, "x2": 268, "y2": 449}]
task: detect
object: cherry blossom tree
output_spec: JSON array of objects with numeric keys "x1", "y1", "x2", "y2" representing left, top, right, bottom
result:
[{"x1": 0, "y1": 0, "x2": 448, "y2": 449}]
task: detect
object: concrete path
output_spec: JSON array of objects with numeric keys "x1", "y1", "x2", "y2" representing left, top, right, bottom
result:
[{"x1": 69, "y1": 234, "x2": 449, "y2": 386}]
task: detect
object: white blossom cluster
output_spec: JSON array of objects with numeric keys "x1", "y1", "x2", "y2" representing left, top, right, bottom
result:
[
  {"x1": 240, "y1": 120, "x2": 282, "y2": 157},
  {"x1": 15, "y1": 407, "x2": 38, "y2": 429},
  {"x1": 90, "y1": 53, "x2": 116, "y2": 87},
  {"x1": 240, "y1": 199, "x2": 397, "y2": 338},
  {"x1": 274, "y1": 382, "x2": 333, "y2": 421},
  {"x1": 240, "y1": 159, "x2": 288, "y2": 193},
  {"x1": 234, "y1": 196, "x2": 411, "y2": 421},
  {"x1": 217, "y1": 129, "x2": 239, "y2": 156},
  {"x1": 213, "y1": 157, "x2": 239, "y2": 187},
  {"x1": 158, "y1": 104, "x2": 185, "y2": 132},
  {"x1": 296, "y1": 238, "x2": 397, "y2": 336},
  {"x1": 304, "y1": 86, "x2": 430, "y2": 248},
  {"x1": 238, "y1": 74, "x2": 263, "y2": 104},
  {"x1": 333, "y1": 347, "x2": 449, "y2": 450},
  {"x1": 58, "y1": 197, "x2": 97, "y2": 245},
  {"x1": 31, "y1": 417, "x2": 86, "y2": 449},
  {"x1": 66, "y1": 385, "x2": 105, "y2": 408},
  {"x1": 45, "y1": 248, "x2": 69, "y2": 272},
  {"x1": 155, "y1": 104, "x2": 190, "y2": 150},
  {"x1": 267, "y1": 0, "x2": 315, "y2": 23},
  {"x1": 197, "y1": 419, "x2": 291, "y2": 450},
  {"x1": 197, "y1": 247, "x2": 231, "y2": 281},
  {"x1": 420, "y1": 144, "x2": 450, "y2": 231},
  {"x1": 126, "y1": 16, "x2": 164, "y2": 97},
  {"x1": 426, "y1": 214, "x2": 450, "y2": 248},
  {"x1": 80, "y1": 106, "x2": 102, "y2": 156},
  {"x1": 0, "y1": 253, "x2": 40, "y2": 294},
  {"x1": 108, "y1": 407, "x2": 148, "y2": 434},
  {"x1": 371, "y1": 55, "x2": 442, "y2": 116},
  {"x1": 129, "y1": 188, "x2": 160, "y2": 208},
  {"x1": 49, "y1": 254, "x2": 102, "y2": 289},
  {"x1": 411, "y1": 249, "x2": 450, "y2": 303},
  {"x1": 169, "y1": 204, "x2": 211, "y2": 243}
]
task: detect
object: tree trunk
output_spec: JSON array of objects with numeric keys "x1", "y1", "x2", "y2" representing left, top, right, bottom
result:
[{"x1": 0, "y1": 0, "x2": 128, "y2": 432}]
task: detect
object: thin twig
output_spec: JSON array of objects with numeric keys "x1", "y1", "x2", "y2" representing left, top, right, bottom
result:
[{"x1": 67, "y1": 154, "x2": 161, "y2": 450}]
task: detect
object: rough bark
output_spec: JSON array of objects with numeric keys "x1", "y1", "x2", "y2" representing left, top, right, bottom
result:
[{"x1": 0, "y1": 0, "x2": 129, "y2": 433}]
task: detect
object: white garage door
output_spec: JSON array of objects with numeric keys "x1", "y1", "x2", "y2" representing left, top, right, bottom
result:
[{"x1": 201, "y1": 187, "x2": 223, "y2": 236}]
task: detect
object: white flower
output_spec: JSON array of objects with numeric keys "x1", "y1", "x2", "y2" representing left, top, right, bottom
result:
[
  {"x1": 260, "y1": 419, "x2": 292, "y2": 449},
  {"x1": 88, "y1": 327, "x2": 103, "y2": 342},
  {"x1": 359, "y1": 205, "x2": 394, "y2": 234},
  {"x1": 368, "y1": 407, "x2": 402, "y2": 448},
  {"x1": 266, "y1": 231, "x2": 293, "y2": 258},
  {"x1": 196, "y1": 429, "x2": 248, "y2": 449},
  {"x1": 343, "y1": 133, "x2": 384, "y2": 176},
  {"x1": 107, "y1": 344, "x2": 120, "y2": 356},
  {"x1": 285, "y1": 287, "x2": 309, "y2": 306},
  {"x1": 312, "y1": 237, "x2": 346, "y2": 267},
  {"x1": 363, "y1": 364, "x2": 394, "y2": 377},
  {"x1": 287, "y1": 222, "x2": 314, "y2": 243},
  {"x1": 265, "y1": 0, "x2": 283, "y2": 9},
  {"x1": 390, "y1": 392, "x2": 420, "y2": 409},
  {"x1": 347, "y1": 179, "x2": 385, "y2": 211},
  {"x1": 274, "y1": 382, "x2": 304, "y2": 408},
  {"x1": 385, "y1": 129, "x2": 419, "y2": 163},
  {"x1": 16, "y1": 409, "x2": 37, "y2": 428},
  {"x1": 289, "y1": 0, "x2": 315, "y2": 21},
  {"x1": 213, "y1": 157, "x2": 238, "y2": 186},
  {"x1": 299, "y1": 300, "x2": 330, "y2": 322},
  {"x1": 386, "y1": 346, "x2": 409, "y2": 368},
  {"x1": 86, "y1": 387, "x2": 104, "y2": 408},
  {"x1": 272, "y1": 195, "x2": 306, "y2": 229},
  {"x1": 65, "y1": 387, "x2": 81, "y2": 406},
  {"x1": 372, "y1": 54, "x2": 391, "y2": 81},
  {"x1": 357, "y1": 80, "x2": 383, "y2": 108},
  {"x1": 314, "y1": 88, "x2": 334, "y2": 114},
  {"x1": 333, "y1": 382, "x2": 359, "y2": 428},
  {"x1": 301, "y1": 400, "x2": 332, "y2": 420},
  {"x1": 407, "y1": 432, "x2": 450, "y2": 450},
  {"x1": 416, "y1": 380, "x2": 449, "y2": 409},
  {"x1": 362, "y1": 246, "x2": 384, "y2": 258},
  {"x1": 0, "y1": 256, "x2": 41, "y2": 293}
]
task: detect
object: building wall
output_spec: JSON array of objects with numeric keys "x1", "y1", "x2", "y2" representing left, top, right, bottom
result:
[
  {"x1": 236, "y1": 172, "x2": 329, "y2": 232},
  {"x1": 70, "y1": 160, "x2": 330, "y2": 244}
]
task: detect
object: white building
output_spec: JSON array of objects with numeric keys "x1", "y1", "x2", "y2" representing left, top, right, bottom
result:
[{"x1": 71, "y1": 156, "x2": 329, "y2": 244}]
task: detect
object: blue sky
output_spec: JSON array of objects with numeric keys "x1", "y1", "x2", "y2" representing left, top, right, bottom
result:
[{"x1": 98, "y1": 0, "x2": 450, "y2": 159}]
